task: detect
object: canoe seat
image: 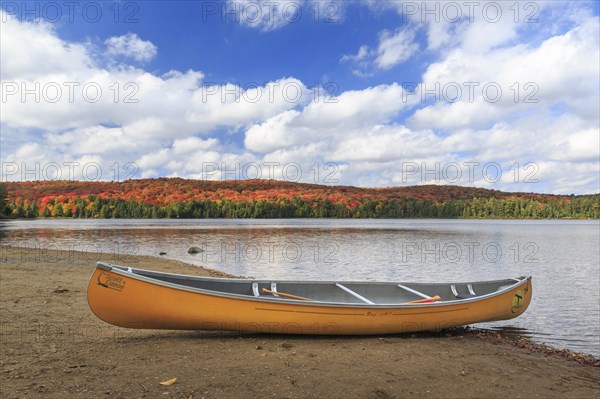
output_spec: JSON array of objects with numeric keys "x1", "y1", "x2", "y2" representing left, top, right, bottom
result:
[
  {"x1": 259, "y1": 283, "x2": 312, "y2": 301},
  {"x1": 451, "y1": 284, "x2": 477, "y2": 299}
]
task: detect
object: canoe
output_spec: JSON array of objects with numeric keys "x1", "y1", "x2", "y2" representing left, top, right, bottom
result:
[{"x1": 87, "y1": 262, "x2": 532, "y2": 335}]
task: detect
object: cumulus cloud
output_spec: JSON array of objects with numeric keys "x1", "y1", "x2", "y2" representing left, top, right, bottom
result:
[
  {"x1": 374, "y1": 27, "x2": 419, "y2": 69},
  {"x1": 0, "y1": 16, "x2": 91, "y2": 81},
  {"x1": 105, "y1": 33, "x2": 157, "y2": 62},
  {"x1": 0, "y1": 11, "x2": 310, "y2": 182},
  {"x1": 341, "y1": 26, "x2": 418, "y2": 75},
  {"x1": 1, "y1": 4, "x2": 599, "y2": 194},
  {"x1": 244, "y1": 83, "x2": 418, "y2": 153},
  {"x1": 0, "y1": 12, "x2": 308, "y2": 136},
  {"x1": 409, "y1": 13, "x2": 600, "y2": 130}
]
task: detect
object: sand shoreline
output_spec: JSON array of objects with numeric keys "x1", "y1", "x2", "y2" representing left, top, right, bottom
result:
[{"x1": 1, "y1": 246, "x2": 598, "y2": 398}]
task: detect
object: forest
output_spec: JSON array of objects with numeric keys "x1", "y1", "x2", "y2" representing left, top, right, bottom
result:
[{"x1": 1, "y1": 178, "x2": 598, "y2": 219}]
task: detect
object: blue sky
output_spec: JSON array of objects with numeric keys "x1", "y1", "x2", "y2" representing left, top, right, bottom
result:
[
  {"x1": 1, "y1": 1, "x2": 599, "y2": 194},
  {"x1": 49, "y1": 1, "x2": 425, "y2": 88}
]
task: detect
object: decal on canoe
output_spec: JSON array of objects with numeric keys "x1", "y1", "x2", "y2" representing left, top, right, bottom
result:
[
  {"x1": 511, "y1": 290, "x2": 524, "y2": 313},
  {"x1": 97, "y1": 272, "x2": 126, "y2": 292}
]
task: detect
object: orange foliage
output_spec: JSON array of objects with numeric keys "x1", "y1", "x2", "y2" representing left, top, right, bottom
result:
[{"x1": 3, "y1": 178, "x2": 559, "y2": 208}]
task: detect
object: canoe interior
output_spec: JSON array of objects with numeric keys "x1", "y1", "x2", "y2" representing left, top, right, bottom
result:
[{"x1": 103, "y1": 263, "x2": 524, "y2": 306}]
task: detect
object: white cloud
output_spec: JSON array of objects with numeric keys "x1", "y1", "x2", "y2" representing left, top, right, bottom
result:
[
  {"x1": 326, "y1": 125, "x2": 446, "y2": 164},
  {"x1": 13, "y1": 142, "x2": 44, "y2": 161},
  {"x1": 1, "y1": 5, "x2": 599, "y2": 194},
  {"x1": 0, "y1": 11, "x2": 306, "y2": 136},
  {"x1": 228, "y1": 0, "x2": 302, "y2": 31},
  {"x1": 0, "y1": 16, "x2": 91, "y2": 81},
  {"x1": 244, "y1": 110, "x2": 301, "y2": 153},
  {"x1": 227, "y1": 0, "x2": 345, "y2": 31},
  {"x1": 374, "y1": 27, "x2": 419, "y2": 69},
  {"x1": 409, "y1": 14, "x2": 600, "y2": 130},
  {"x1": 187, "y1": 78, "x2": 313, "y2": 131},
  {"x1": 105, "y1": 33, "x2": 157, "y2": 62},
  {"x1": 45, "y1": 125, "x2": 141, "y2": 156},
  {"x1": 136, "y1": 136, "x2": 223, "y2": 177},
  {"x1": 171, "y1": 136, "x2": 220, "y2": 155},
  {"x1": 0, "y1": 11, "x2": 309, "y2": 182},
  {"x1": 341, "y1": 26, "x2": 418, "y2": 74},
  {"x1": 244, "y1": 83, "x2": 418, "y2": 153},
  {"x1": 340, "y1": 45, "x2": 370, "y2": 63}
]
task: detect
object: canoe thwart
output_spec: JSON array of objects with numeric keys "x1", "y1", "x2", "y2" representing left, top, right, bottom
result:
[
  {"x1": 397, "y1": 284, "x2": 432, "y2": 299},
  {"x1": 335, "y1": 283, "x2": 375, "y2": 304}
]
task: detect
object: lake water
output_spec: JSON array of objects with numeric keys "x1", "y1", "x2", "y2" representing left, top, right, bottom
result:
[{"x1": 1, "y1": 219, "x2": 598, "y2": 357}]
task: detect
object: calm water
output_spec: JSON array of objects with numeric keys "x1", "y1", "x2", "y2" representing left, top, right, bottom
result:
[{"x1": 1, "y1": 219, "x2": 598, "y2": 356}]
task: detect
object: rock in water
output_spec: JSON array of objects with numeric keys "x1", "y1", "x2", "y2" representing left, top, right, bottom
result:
[{"x1": 187, "y1": 246, "x2": 204, "y2": 254}]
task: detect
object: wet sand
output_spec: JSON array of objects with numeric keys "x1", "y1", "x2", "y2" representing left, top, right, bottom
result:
[{"x1": 1, "y1": 246, "x2": 598, "y2": 398}]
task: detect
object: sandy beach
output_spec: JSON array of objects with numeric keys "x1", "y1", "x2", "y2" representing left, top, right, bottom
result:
[{"x1": 0, "y1": 246, "x2": 598, "y2": 399}]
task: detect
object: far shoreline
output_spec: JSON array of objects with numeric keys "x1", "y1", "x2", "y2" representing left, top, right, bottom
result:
[{"x1": 1, "y1": 215, "x2": 599, "y2": 220}]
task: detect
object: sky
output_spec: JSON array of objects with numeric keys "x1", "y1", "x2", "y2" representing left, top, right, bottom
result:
[{"x1": 0, "y1": 0, "x2": 599, "y2": 194}]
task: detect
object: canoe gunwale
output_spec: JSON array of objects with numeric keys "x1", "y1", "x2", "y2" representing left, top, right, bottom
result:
[{"x1": 95, "y1": 262, "x2": 531, "y2": 309}]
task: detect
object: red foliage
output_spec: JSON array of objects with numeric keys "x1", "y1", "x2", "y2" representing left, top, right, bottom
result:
[{"x1": 3, "y1": 178, "x2": 561, "y2": 207}]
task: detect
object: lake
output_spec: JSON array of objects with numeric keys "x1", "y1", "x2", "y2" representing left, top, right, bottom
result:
[{"x1": 1, "y1": 219, "x2": 598, "y2": 357}]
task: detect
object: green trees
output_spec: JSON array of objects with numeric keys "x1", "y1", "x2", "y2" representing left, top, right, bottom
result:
[
  {"x1": 3, "y1": 194, "x2": 599, "y2": 219},
  {"x1": 2, "y1": 194, "x2": 596, "y2": 219},
  {"x1": 8, "y1": 197, "x2": 39, "y2": 218}
]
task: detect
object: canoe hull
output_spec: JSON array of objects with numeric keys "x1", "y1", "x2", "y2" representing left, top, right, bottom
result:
[{"x1": 87, "y1": 266, "x2": 532, "y2": 335}]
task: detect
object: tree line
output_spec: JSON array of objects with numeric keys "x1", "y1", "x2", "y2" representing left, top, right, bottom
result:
[{"x1": 3, "y1": 192, "x2": 599, "y2": 219}]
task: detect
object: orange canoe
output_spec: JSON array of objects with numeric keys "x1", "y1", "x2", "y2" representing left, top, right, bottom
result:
[{"x1": 88, "y1": 262, "x2": 532, "y2": 335}]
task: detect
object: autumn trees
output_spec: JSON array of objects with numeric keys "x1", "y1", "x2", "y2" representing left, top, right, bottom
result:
[{"x1": 2, "y1": 178, "x2": 598, "y2": 219}]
